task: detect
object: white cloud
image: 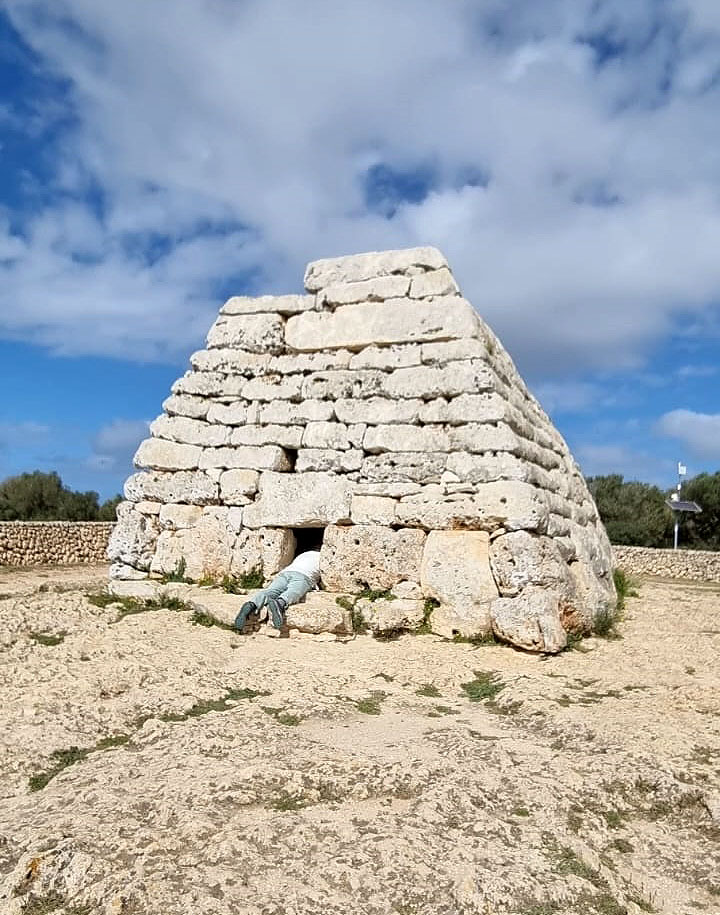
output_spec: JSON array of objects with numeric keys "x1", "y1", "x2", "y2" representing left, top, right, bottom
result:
[
  {"x1": 655, "y1": 408, "x2": 720, "y2": 459},
  {"x1": 0, "y1": 422, "x2": 50, "y2": 450},
  {"x1": 2, "y1": 0, "x2": 720, "y2": 375},
  {"x1": 87, "y1": 418, "x2": 149, "y2": 471}
]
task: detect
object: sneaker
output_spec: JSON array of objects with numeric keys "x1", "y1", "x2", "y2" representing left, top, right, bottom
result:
[
  {"x1": 234, "y1": 601, "x2": 258, "y2": 633},
  {"x1": 267, "y1": 597, "x2": 286, "y2": 630}
]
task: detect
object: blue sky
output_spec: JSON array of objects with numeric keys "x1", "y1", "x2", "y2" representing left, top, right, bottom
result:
[{"x1": 1, "y1": 0, "x2": 719, "y2": 500}]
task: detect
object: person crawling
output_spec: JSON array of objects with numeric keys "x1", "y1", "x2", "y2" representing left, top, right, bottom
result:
[{"x1": 233, "y1": 550, "x2": 321, "y2": 632}]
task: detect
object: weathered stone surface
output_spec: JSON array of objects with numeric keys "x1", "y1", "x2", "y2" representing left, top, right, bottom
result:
[
  {"x1": 421, "y1": 339, "x2": 487, "y2": 364},
  {"x1": 191, "y1": 348, "x2": 270, "y2": 375},
  {"x1": 199, "y1": 446, "x2": 291, "y2": 472},
  {"x1": 348, "y1": 345, "x2": 420, "y2": 371},
  {"x1": 395, "y1": 481, "x2": 549, "y2": 532},
  {"x1": 271, "y1": 350, "x2": 352, "y2": 373},
  {"x1": 258, "y1": 399, "x2": 335, "y2": 424},
  {"x1": 230, "y1": 425, "x2": 304, "y2": 449},
  {"x1": 489, "y1": 531, "x2": 570, "y2": 597},
  {"x1": 355, "y1": 597, "x2": 425, "y2": 633},
  {"x1": 350, "y1": 495, "x2": 398, "y2": 525},
  {"x1": 295, "y1": 449, "x2": 363, "y2": 473},
  {"x1": 304, "y1": 246, "x2": 447, "y2": 291},
  {"x1": 206, "y1": 402, "x2": 248, "y2": 426},
  {"x1": 150, "y1": 415, "x2": 230, "y2": 448},
  {"x1": 124, "y1": 470, "x2": 218, "y2": 505},
  {"x1": 302, "y1": 422, "x2": 350, "y2": 450},
  {"x1": 285, "y1": 593, "x2": 352, "y2": 634},
  {"x1": 172, "y1": 371, "x2": 244, "y2": 399},
  {"x1": 219, "y1": 469, "x2": 260, "y2": 504},
  {"x1": 221, "y1": 294, "x2": 314, "y2": 315},
  {"x1": 158, "y1": 504, "x2": 204, "y2": 530},
  {"x1": 162, "y1": 394, "x2": 210, "y2": 420},
  {"x1": 419, "y1": 393, "x2": 507, "y2": 425},
  {"x1": 321, "y1": 525, "x2": 426, "y2": 591},
  {"x1": 150, "y1": 507, "x2": 241, "y2": 580},
  {"x1": 334, "y1": 397, "x2": 423, "y2": 425},
  {"x1": 384, "y1": 362, "x2": 494, "y2": 400},
  {"x1": 421, "y1": 531, "x2": 497, "y2": 637},
  {"x1": 134, "y1": 438, "x2": 202, "y2": 472},
  {"x1": 206, "y1": 314, "x2": 284, "y2": 352},
  {"x1": 320, "y1": 275, "x2": 411, "y2": 305},
  {"x1": 362, "y1": 425, "x2": 453, "y2": 454},
  {"x1": 242, "y1": 473, "x2": 352, "y2": 528},
  {"x1": 362, "y1": 452, "x2": 447, "y2": 484},
  {"x1": 241, "y1": 375, "x2": 304, "y2": 401},
  {"x1": 409, "y1": 267, "x2": 459, "y2": 299},
  {"x1": 285, "y1": 298, "x2": 477, "y2": 352},
  {"x1": 107, "y1": 502, "x2": 160, "y2": 571},
  {"x1": 301, "y1": 369, "x2": 383, "y2": 401},
  {"x1": 491, "y1": 587, "x2": 567, "y2": 653},
  {"x1": 231, "y1": 528, "x2": 296, "y2": 577}
]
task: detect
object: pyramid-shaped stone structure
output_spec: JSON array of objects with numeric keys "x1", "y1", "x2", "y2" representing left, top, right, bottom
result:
[{"x1": 109, "y1": 247, "x2": 615, "y2": 652}]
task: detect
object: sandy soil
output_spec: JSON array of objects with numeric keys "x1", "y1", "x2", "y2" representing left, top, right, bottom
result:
[{"x1": 0, "y1": 566, "x2": 718, "y2": 915}]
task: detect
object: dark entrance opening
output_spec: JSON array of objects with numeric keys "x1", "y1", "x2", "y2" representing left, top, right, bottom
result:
[{"x1": 291, "y1": 527, "x2": 325, "y2": 554}]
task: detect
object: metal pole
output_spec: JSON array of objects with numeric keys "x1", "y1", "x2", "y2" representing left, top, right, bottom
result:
[{"x1": 674, "y1": 520, "x2": 679, "y2": 550}]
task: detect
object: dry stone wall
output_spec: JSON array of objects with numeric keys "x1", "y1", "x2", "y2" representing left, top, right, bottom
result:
[
  {"x1": 0, "y1": 522, "x2": 114, "y2": 566},
  {"x1": 613, "y1": 546, "x2": 720, "y2": 582},
  {"x1": 110, "y1": 246, "x2": 617, "y2": 653}
]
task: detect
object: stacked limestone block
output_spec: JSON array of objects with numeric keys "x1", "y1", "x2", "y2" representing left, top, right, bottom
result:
[{"x1": 109, "y1": 247, "x2": 615, "y2": 653}]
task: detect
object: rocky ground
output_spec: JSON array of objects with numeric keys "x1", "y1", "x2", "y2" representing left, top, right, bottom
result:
[{"x1": 0, "y1": 565, "x2": 718, "y2": 915}]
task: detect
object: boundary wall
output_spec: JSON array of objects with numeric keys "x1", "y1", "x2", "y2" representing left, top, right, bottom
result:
[
  {"x1": 0, "y1": 522, "x2": 115, "y2": 566},
  {"x1": 1, "y1": 522, "x2": 719, "y2": 581},
  {"x1": 613, "y1": 545, "x2": 720, "y2": 583}
]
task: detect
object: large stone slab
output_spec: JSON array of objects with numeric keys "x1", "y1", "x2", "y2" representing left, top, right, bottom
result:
[
  {"x1": 206, "y1": 313, "x2": 284, "y2": 352},
  {"x1": 285, "y1": 593, "x2": 352, "y2": 634},
  {"x1": 150, "y1": 507, "x2": 242, "y2": 580},
  {"x1": 319, "y1": 275, "x2": 411, "y2": 305},
  {"x1": 124, "y1": 470, "x2": 218, "y2": 505},
  {"x1": 304, "y1": 246, "x2": 448, "y2": 291},
  {"x1": 221, "y1": 294, "x2": 315, "y2": 315},
  {"x1": 134, "y1": 438, "x2": 202, "y2": 472},
  {"x1": 242, "y1": 472, "x2": 352, "y2": 528},
  {"x1": 383, "y1": 362, "x2": 494, "y2": 399},
  {"x1": 409, "y1": 267, "x2": 459, "y2": 299},
  {"x1": 334, "y1": 397, "x2": 424, "y2": 425},
  {"x1": 199, "y1": 446, "x2": 292, "y2": 472},
  {"x1": 149, "y1": 415, "x2": 230, "y2": 448},
  {"x1": 421, "y1": 531, "x2": 497, "y2": 638},
  {"x1": 355, "y1": 597, "x2": 425, "y2": 633},
  {"x1": 489, "y1": 531, "x2": 570, "y2": 597},
  {"x1": 231, "y1": 528, "x2": 296, "y2": 577},
  {"x1": 285, "y1": 298, "x2": 477, "y2": 352},
  {"x1": 491, "y1": 587, "x2": 567, "y2": 654},
  {"x1": 107, "y1": 502, "x2": 160, "y2": 572},
  {"x1": 295, "y1": 449, "x2": 364, "y2": 473},
  {"x1": 321, "y1": 525, "x2": 426, "y2": 591}
]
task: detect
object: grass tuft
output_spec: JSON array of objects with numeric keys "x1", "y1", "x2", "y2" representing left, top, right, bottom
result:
[
  {"x1": 416, "y1": 683, "x2": 442, "y2": 698},
  {"x1": 416, "y1": 598, "x2": 438, "y2": 635},
  {"x1": 356, "y1": 691, "x2": 386, "y2": 715},
  {"x1": 460, "y1": 670, "x2": 505, "y2": 702},
  {"x1": 160, "y1": 557, "x2": 189, "y2": 584},
  {"x1": 28, "y1": 631, "x2": 66, "y2": 647}
]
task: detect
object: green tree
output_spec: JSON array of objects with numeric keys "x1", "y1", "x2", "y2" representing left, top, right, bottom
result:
[
  {"x1": 678, "y1": 472, "x2": 720, "y2": 550},
  {"x1": 0, "y1": 471, "x2": 101, "y2": 521},
  {"x1": 587, "y1": 474, "x2": 672, "y2": 547},
  {"x1": 98, "y1": 494, "x2": 123, "y2": 521}
]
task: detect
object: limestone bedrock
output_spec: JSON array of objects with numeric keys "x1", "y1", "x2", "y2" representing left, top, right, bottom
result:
[{"x1": 111, "y1": 246, "x2": 615, "y2": 653}]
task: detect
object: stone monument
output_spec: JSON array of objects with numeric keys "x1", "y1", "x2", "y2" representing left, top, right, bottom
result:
[{"x1": 109, "y1": 247, "x2": 615, "y2": 652}]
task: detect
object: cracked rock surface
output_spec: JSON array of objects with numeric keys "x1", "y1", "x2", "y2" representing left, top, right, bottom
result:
[{"x1": 1, "y1": 565, "x2": 718, "y2": 914}]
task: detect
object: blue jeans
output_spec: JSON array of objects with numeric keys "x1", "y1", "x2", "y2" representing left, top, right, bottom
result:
[{"x1": 252, "y1": 571, "x2": 313, "y2": 610}]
